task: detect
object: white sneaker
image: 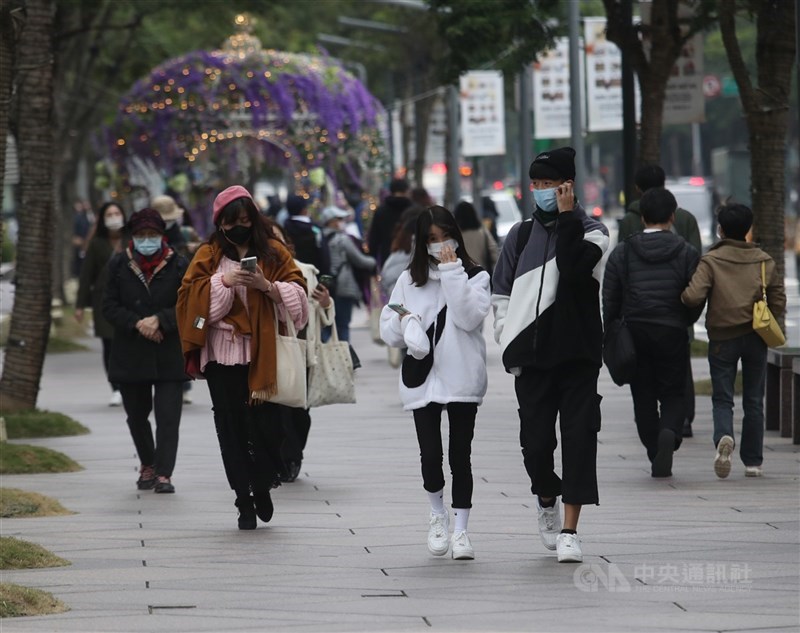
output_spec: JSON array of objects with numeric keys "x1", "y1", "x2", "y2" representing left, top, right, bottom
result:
[
  {"x1": 427, "y1": 510, "x2": 450, "y2": 556},
  {"x1": 535, "y1": 497, "x2": 561, "y2": 551},
  {"x1": 714, "y1": 435, "x2": 735, "y2": 479},
  {"x1": 109, "y1": 391, "x2": 122, "y2": 407},
  {"x1": 182, "y1": 393, "x2": 193, "y2": 405},
  {"x1": 745, "y1": 465, "x2": 763, "y2": 477},
  {"x1": 451, "y1": 530, "x2": 474, "y2": 560},
  {"x1": 556, "y1": 532, "x2": 583, "y2": 563}
]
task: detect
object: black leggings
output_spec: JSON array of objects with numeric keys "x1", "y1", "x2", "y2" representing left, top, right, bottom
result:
[
  {"x1": 413, "y1": 402, "x2": 477, "y2": 509},
  {"x1": 101, "y1": 337, "x2": 120, "y2": 391},
  {"x1": 204, "y1": 362, "x2": 284, "y2": 497}
]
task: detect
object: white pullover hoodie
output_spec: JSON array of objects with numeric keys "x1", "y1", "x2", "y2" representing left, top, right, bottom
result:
[{"x1": 380, "y1": 259, "x2": 491, "y2": 411}]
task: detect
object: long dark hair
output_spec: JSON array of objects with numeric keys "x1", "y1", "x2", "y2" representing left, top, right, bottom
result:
[
  {"x1": 409, "y1": 205, "x2": 476, "y2": 286},
  {"x1": 208, "y1": 196, "x2": 279, "y2": 264},
  {"x1": 453, "y1": 200, "x2": 482, "y2": 230},
  {"x1": 93, "y1": 202, "x2": 126, "y2": 240}
]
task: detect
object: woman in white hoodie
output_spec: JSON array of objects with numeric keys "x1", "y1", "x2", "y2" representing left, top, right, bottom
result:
[{"x1": 380, "y1": 206, "x2": 491, "y2": 560}]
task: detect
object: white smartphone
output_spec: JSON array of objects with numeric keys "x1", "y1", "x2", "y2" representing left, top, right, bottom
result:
[
  {"x1": 387, "y1": 303, "x2": 411, "y2": 317},
  {"x1": 240, "y1": 256, "x2": 257, "y2": 272}
]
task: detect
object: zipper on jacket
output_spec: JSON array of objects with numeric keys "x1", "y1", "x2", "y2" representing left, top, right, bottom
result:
[{"x1": 531, "y1": 228, "x2": 553, "y2": 361}]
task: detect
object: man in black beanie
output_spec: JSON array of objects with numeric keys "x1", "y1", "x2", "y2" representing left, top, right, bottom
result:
[{"x1": 491, "y1": 146, "x2": 609, "y2": 563}]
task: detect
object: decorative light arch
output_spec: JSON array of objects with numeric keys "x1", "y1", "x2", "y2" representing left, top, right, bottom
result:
[{"x1": 106, "y1": 15, "x2": 387, "y2": 194}]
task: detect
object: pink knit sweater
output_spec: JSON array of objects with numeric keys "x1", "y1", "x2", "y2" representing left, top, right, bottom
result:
[{"x1": 200, "y1": 255, "x2": 308, "y2": 370}]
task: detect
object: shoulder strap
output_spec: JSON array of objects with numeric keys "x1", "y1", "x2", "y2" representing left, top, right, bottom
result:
[
  {"x1": 515, "y1": 219, "x2": 533, "y2": 259},
  {"x1": 760, "y1": 261, "x2": 767, "y2": 302}
]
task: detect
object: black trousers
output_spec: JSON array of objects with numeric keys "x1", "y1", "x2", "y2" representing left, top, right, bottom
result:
[
  {"x1": 118, "y1": 381, "x2": 183, "y2": 477},
  {"x1": 413, "y1": 402, "x2": 477, "y2": 509},
  {"x1": 279, "y1": 405, "x2": 311, "y2": 467},
  {"x1": 101, "y1": 337, "x2": 120, "y2": 391},
  {"x1": 204, "y1": 362, "x2": 284, "y2": 497},
  {"x1": 627, "y1": 323, "x2": 688, "y2": 461},
  {"x1": 514, "y1": 363, "x2": 601, "y2": 506}
]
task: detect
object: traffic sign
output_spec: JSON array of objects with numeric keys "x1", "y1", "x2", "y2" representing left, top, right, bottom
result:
[{"x1": 703, "y1": 74, "x2": 721, "y2": 98}]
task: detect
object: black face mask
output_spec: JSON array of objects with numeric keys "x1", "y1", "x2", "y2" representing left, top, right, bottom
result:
[{"x1": 222, "y1": 225, "x2": 252, "y2": 245}]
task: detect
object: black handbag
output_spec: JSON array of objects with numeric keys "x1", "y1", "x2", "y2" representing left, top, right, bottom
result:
[
  {"x1": 603, "y1": 317, "x2": 636, "y2": 386},
  {"x1": 602, "y1": 243, "x2": 636, "y2": 386}
]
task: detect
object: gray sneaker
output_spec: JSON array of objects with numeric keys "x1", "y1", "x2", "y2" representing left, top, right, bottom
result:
[
  {"x1": 427, "y1": 510, "x2": 449, "y2": 556},
  {"x1": 451, "y1": 530, "x2": 474, "y2": 560},
  {"x1": 535, "y1": 496, "x2": 561, "y2": 551},
  {"x1": 714, "y1": 435, "x2": 735, "y2": 479}
]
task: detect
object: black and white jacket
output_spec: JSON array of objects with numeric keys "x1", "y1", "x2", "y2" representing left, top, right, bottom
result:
[{"x1": 491, "y1": 206, "x2": 609, "y2": 374}]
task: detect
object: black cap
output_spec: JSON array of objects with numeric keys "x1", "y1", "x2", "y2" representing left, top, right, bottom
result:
[
  {"x1": 286, "y1": 194, "x2": 308, "y2": 216},
  {"x1": 529, "y1": 147, "x2": 576, "y2": 182}
]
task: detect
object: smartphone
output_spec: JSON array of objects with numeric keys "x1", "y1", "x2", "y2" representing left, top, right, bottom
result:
[
  {"x1": 240, "y1": 256, "x2": 257, "y2": 272},
  {"x1": 387, "y1": 303, "x2": 411, "y2": 317},
  {"x1": 318, "y1": 274, "x2": 334, "y2": 289}
]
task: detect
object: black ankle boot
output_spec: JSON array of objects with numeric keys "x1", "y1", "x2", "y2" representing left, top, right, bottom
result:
[
  {"x1": 253, "y1": 491, "x2": 274, "y2": 523},
  {"x1": 235, "y1": 496, "x2": 256, "y2": 530}
]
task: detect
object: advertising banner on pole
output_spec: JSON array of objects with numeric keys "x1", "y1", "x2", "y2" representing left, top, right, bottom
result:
[
  {"x1": 532, "y1": 37, "x2": 583, "y2": 140},
  {"x1": 585, "y1": 17, "x2": 622, "y2": 132},
  {"x1": 459, "y1": 71, "x2": 506, "y2": 157}
]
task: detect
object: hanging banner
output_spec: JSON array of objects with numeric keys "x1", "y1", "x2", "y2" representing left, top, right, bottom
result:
[
  {"x1": 459, "y1": 71, "x2": 506, "y2": 157},
  {"x1": 585, "y1": 17, "x2": 622, "y2": 132},
  {"x1": 532, "y1": 37, "x2": 585, "y2": 140},
  {"x1": 640, "y1": 2, "x2": 705, "y2": 125}
]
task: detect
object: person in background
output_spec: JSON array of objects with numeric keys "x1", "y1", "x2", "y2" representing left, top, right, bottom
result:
[
  {"x1": 267, "y1": 217, "x2": 335, "y2": 482},
  {"x1": 176, "y1": 186, "x2": 308, "y2": 529},
  {"x1": 152, "y1": 194, "x2": 199, "y2": 405},
  {"x1": 380, "y1": 207, "x2": 423, "y2": 298},
  {"x1": 455, "y1": 200, "x2": 498, "y2": 276},
  {"x1": 492, "y1": 147, "x2": 609, "y2": 563},
  {"x1": 75, "y1": 202, "x2": 127, "y2": 407},
  {"x1": 618, "y1": 164, "x2": 702, "y2": 438},
  {"x1": 682, "y1": 203, "x2": 786, "y2": 479},
  {"x1": 603, "y1": 187, "x2": 701, "y2": 477},
  {"x1": 410, "y1": 186, "x2": 434, "y2": 208},
  {"x1": 380, "y1": 206, "x2": 491, "y2": 560},
  {"x1": 481, "y1": 196, "x2": 499, "y2": 242},
  {"x1": 322, "y1": 206, "x2": 377, "y2": 342},
  {"x1": 284, "y1": 194, "x2": 331, "y2": 276},
  {"x1": 368, "y1": 178, "x2": 412, "y2": 267},
  {"x1": 71, "y1": 200, "x2": 94, "y2": 278},
  {"x1": 103, "y1": 208, "x2": 188, "y2": 494}
]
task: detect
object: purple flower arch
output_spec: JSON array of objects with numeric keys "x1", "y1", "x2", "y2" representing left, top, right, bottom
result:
[{"x1": 106, "y1": 44, "x2": 387, "y2": 187}]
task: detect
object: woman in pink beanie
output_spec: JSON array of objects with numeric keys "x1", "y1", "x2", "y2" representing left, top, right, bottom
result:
[{"x1": 177, "y1": 185, "x2": 308, "y2": 530}]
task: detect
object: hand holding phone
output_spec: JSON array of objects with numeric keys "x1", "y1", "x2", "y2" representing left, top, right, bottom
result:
[
  {"x1": 318, "y1": 274, "x2": 334, "y2": 289},
  {"x1": 240, "y1": 256, "x2": 257, "y2": 272},
  {"x1": 388, "y1": 303, "x2": 411, "y2": 318}
]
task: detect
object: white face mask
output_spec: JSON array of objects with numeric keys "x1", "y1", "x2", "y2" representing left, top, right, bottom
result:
[
  {"x1": 104, "y1": 216, "x2": 124, "y2": 231},
  {"x1": 427, "y1": 238, "x2": 458, "y2": 258}
]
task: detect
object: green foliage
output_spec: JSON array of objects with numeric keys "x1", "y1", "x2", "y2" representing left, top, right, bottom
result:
[
  {"x1": 0, "y1": 582, "x2": 69, "y2": 617},
  {"x1": 0, "y1": 443, "x2": 82, "y2": 475},
  {"x1": 0, "y1": 229, "x2": 14, "y2": 263},
  {"x1": 0, "y1": 488, "x2": 73, "y2": 518},
  {"x1": 428, "y1": 0, "x2": 561, "y2": 80},
  {"x1": 691, "y1": 339, "x2": 709, "y2": 357},
  {"x1": 0, "y1": 538, "x2": 70, "y2": 570},
  {"x1": 3, "y1": 410, "x2": 89, "y2": 439}
]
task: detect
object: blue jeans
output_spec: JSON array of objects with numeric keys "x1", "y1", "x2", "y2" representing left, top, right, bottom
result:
[
  {"x1": 333, "y1": 296, "x2": 356, "y2": 342},
  {"x1": 708, "y1": 332, "x2": 767, "y2": 467}
]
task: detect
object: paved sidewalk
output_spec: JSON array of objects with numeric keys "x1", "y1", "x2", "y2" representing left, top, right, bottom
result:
[{"x1": 2, "y1": 310, "x2": 799, "y2": 633}]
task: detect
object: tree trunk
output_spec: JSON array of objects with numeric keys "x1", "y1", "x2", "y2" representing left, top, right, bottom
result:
[
  {"x1": 0, "y1": 0, "x2": 56, "y2": 412},
  {"x1": 412, "y1": 95, "x2": 434, "y2": 188},
  {"x1": 718, "y1": 0, "x2": 795, "y2": 286}
]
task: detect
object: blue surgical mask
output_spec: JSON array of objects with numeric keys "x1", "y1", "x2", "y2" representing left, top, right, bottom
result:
[
  {"x1": 533, "y1": 187, "x2": 558, "y2": 212},
  {"x1": 133, "y1": 236, "x2": 162, "y2": 256},
  {"x1": 427, "y1": 238, "x2": 458, "y2": 258}
]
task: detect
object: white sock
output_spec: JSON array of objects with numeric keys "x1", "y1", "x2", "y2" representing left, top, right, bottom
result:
[
  {"x1": 453, "y1": 508, "x2": 470, "y2": 532},
  {"x1": 427, "y1": 489, "x2": 445, "y2": 514}
]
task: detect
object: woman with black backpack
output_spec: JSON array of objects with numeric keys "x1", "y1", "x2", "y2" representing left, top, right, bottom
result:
[{"x1": 379, "y1": 206, "x2": 491, "y2": 560}]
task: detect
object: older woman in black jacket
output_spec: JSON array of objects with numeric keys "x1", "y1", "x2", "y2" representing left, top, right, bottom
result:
[{"x1": 104, "y1": 208, "x2": 189, "y2": 493}]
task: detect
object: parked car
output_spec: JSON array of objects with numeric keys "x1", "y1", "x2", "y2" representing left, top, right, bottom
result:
[{"x1": 665, "y1": 177, "x2": 716, "y2": 250}]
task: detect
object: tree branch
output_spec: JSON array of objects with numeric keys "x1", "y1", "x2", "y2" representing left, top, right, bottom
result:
[{"x1": 718, "y1": 0, "x2": 756, "y2": 111}]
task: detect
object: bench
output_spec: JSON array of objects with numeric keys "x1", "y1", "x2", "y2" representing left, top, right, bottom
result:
[{"x1": 766, "y1": 347, "x2": 800, "y2": 443}]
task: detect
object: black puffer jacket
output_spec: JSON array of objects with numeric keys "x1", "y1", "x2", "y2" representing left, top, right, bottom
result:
[
  {"x1": 603, "y1": 231, "x2": 702, "y2": 330},
  {"x1": 103, "y1": 248, "x2": 188, "y2": 383}
]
